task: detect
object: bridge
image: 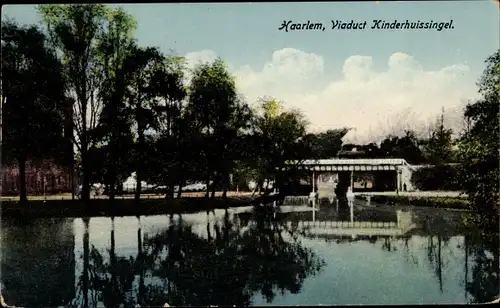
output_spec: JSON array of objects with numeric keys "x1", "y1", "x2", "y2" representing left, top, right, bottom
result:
[
  {"x1": 291, "y1": 158, "x2": 416, "y2": 198},
  {"x1": 286, "y1": 210, "x2": 416, "y2": 237}
]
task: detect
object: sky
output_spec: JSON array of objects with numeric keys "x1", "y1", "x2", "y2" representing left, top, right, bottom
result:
[{"x1": 2, "y1": 1, "x2": 499, "y2": 143}]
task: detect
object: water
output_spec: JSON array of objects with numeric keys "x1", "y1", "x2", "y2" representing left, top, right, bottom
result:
[{"x1": 1, "y1": 202, "x2": 498, "y2": 307}]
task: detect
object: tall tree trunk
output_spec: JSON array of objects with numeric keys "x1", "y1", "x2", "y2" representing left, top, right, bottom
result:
[
  {"x1": 81, "y1": 149, "x2": 90, "y2": 201},
  {"x1": 108, "y1": 165, "x2": 116, "y2": 201},
  {"x1": 176, "y1": 178, "x2": 184, "y2": 199},
  {"x1": 108, "y1": 183, "x2": 116, "y2": 200},
  {"x1": 222, "y1": 171, "x2": 229, "y2": 199},
  {"x1": 167, "y1": 185, "x2": 175, "y2": 199},
  {"x1": 71, "y1": 157, "x2": 75, "y2": 201},
  {"x1": 108, "y1": 138, "x2": 119, "y2": 201},
  {"x1": 80, "y1": 83, "x2": 90, "y2": 202},
  {"x1": 135, "y1": 174, "x2": 142, "y2": 201},
  {"x1": 167, "y1": 113, "x2": 171, "y2": 137},
  {"x1": 210, "y1": 171, "x2": 217, "y2": 199},
  {"x1": 135, "y1": 131, "x2": 144, "y2": 201},
  {"x1": 205, "y1": 170, "x2": 210, "y2": 199},
  {"x1": 18, "y1": 157, "x2": 27, "y2": 202}
]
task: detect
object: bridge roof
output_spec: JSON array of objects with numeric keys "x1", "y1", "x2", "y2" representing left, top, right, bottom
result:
[{"x1": 301, "y1": 158, "x2": 410, "y2": 166}]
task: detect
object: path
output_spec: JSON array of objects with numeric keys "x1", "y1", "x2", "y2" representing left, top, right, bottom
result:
[{"x1": 0, "y1": 191, "x2": 254, "y2": 202}]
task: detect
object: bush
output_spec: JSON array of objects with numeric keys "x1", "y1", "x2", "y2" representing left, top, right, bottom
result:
[
  {"x1": 411, "y1": 165, "x2": 461, "y2": 191},
  {"x1": 365, "y1": 195, "x2": 469, "y2": 209}
]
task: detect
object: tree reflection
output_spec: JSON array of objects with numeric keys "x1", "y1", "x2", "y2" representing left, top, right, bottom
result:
[
  {"x1": 68, "y1": 218, "x2": 92, "y2": 308},
  {"x1": 241, "y1": 206, "x2": 325, "y2": 303},
  {"x1": 79, "y1": 205, "x2": 324, "y2": 307},
  {"x1": 89, "y1": 217, "x2": 137, "y2": 308},
  {"x1": 375, "y1": 214, "x2": 499, "y2": 304},
  {"x1": 69, "y1": 217, "x2": 138, "y2": 308},
  {"x1": 465, "y1": 231, "x2": 500, "y2": 304}
]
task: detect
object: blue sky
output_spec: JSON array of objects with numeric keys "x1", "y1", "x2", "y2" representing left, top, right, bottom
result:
[{"x1": 3, "y1": 1, "x2": 499, "y2": 142}]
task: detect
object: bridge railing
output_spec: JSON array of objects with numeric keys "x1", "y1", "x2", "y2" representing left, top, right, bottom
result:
[{"x1": 287, "y1": 221, "x2": 398, "y2": 229}]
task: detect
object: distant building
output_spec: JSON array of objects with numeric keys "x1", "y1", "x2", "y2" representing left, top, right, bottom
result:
[
  {"x1": 1, "y1": 159, "x2": 73, "y2": 196},
  {"x1": 1, "y1": 98, "x2": 75, "y2": 196}
]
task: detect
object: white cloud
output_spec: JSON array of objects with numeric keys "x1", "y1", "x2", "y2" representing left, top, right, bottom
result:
[
  {"x1": 184, "y1": 48, "x2": 479, "y2": 144},
  {"x1": 185, "y1": 49, "x2": 219, "y2": 69}
]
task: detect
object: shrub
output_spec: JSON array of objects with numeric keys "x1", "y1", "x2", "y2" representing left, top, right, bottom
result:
[
  {"x1": 365, "y1": 195, "x2": 469, "y2": 209},
  {"x1": 411, "y1": 165, "x2": 461, "y2": 191}
]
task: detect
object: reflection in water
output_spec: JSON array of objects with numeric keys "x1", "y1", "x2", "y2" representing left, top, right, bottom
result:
[
  {"x1": 0, "y1": 204, "x2": 498, "y2": 306},
  {"x1": 139, "y1": 207, "x2": 325, "y2": 307},
  {"x1": 300, "y1": 205, "x2": 498, "y2": 305},
  {"x1": 0, "y1": 218, "x2": 75, "y2": 307},
  {"x1": 465, "y1": 232, "x2": 500, "y2": 304}
]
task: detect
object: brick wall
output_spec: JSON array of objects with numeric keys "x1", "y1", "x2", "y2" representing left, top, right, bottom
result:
[{"x1": 1, "y1": 160, "x2": 73, "y2": 196}]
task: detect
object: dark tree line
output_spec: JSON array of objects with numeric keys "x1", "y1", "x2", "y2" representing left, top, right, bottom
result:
[
  {"x1": 66, "y1": 207, "x2": 324, "y2": 307},
  {"x1": 1, "y1": 5, "x2": 338, "y2": 202},
  {"x1": 457, "y1": 50, "x2": 500, "y2": 229},
  {"x1": 2, "y1": 4, "x2": 498, "y2": 225},
  {"x1": 1, "y1": 20, "x2": 68, "y2": 202}
]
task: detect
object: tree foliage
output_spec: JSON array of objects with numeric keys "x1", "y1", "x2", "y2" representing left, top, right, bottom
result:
[
  {"x1": 305, "y1": 128, "x2": 351, "y2": 159},
  {"x1": 411, "y1": 165, "x2": 461, "y2": 191},
  {"x1": 6, "y1": 5, "x2": 497, "y2": 224},
  {"x1": 423, "y1": 109, "x2": 455, "y2": 165},
  {"x1": 1, "y1": 20, "x2": 67, "y2": 201},
  {"x1": 91, "y1": 7, "x2": 137, "y2": 199},
  {"x1": 379, "y1": 130, "x2": 426, "y2": 164},
  {"x1": 457, "y1": 49, "x2": 500, "y2": 229},
  {"x1": 245, "y1": 97, "x2": 310, "y2": 192},
  {"x1": 186, "y1": 59, "x2": 252, "y2": 197},
  {"x1": 38, "y1": 4, "x2": 111, "y2": 201}
]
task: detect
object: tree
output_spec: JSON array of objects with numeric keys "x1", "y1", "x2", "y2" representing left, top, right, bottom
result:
[
  {"x1": 93, "y1": 7, "x2": 137, "y2": 199},
  {"x1": 39, "y1": 4, "x2": 110, "y2": 201},
  {"x1": 143, "y1": 55, "x2": 188, "y2": 198},
  {"x1": 305, "y1": 128, "x2": 351, "y2": 159},
  {"x1": 122, "y1": 45, "x2": 166, "y2": 200},
  {"x1": 378, "y1": 130, "x2": 425, "y2": 164},
  {"x1": 150, "y1": 55, "x2": 188, "y2": 138},
  {"x1": 250, "y1": 97, "x2": 310, "y2": 194},
  {"x1": 423, "y1": 108, "x2": 455, "y2": 165},
  {"x1": 186, "y1": 58, "x2": 250, "y2": 198},
  {"x1": 1, "y1": 20, "x2": 66, "y2": 201},
  {"x1": 457, "y1": 49, "x2": 500, "y2": 228},
  {"x1": 411, "y1": 165, "x2": 460, "y2": 191}
]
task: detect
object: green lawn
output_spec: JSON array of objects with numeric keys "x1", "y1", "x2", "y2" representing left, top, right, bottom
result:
[{"x1": 357, "y1": 195, "x2": 469, "y2": 210}]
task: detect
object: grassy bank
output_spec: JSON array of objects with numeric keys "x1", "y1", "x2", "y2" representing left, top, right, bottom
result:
[
  {"x1": 0, "y1": 196, "x2": 257, "y2": 219},
  {"x1": 356, "y1": 195, "x2": 470, "y2": 210}
]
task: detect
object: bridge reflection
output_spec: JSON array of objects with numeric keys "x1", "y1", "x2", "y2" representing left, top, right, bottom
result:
[{"x1": 285, "y1": 205, "x2": 416, "y2": 238}]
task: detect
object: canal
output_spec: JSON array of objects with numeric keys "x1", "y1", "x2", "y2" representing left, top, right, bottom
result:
[{"x1": 1, "y1": 202, "x2": 498, "y2": 307}]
